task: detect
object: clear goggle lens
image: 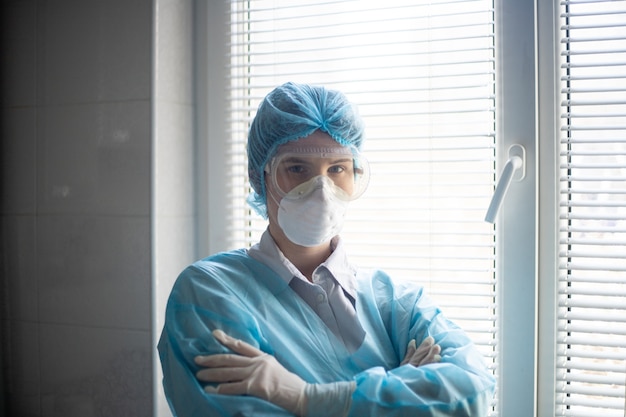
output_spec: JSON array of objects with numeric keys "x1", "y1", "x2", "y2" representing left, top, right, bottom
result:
[{"x1": 267, "y1": 147, "x2": 370, "y2": 201}]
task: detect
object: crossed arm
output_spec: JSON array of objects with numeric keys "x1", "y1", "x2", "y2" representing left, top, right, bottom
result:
[{"x1": 194, "y1": 329, "x2": 442, "y2": 417}]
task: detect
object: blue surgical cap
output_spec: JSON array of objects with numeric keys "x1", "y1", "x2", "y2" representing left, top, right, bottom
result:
[{"x1": 247, "y1": 82, "x2": 365, "y2": 217}]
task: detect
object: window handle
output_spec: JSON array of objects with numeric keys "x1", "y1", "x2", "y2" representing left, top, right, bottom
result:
[{"x1": 484, "y1": 144, "x2": 526, "y2": 223}]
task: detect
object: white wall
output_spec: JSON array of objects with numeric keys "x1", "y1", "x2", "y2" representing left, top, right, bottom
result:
[
  {"x1": 0, "y1": 0, "x2": 195, "y2": 415},
  {"x1": 152, "y1": 0, "x2": 196, "y2": 415}
]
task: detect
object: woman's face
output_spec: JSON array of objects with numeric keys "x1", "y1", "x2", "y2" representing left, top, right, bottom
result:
[
  {"x1": 264, "y1": 131, "x2": 348, "y2": 235},
  {"x1": 266, "y1": 131, "x2": 368, "y2": 201}
]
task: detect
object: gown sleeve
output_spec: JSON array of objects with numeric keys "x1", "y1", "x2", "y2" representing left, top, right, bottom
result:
[
  {"x1": 346, "y1": 272, "x2": 496, "y2": 416},
  {"x1": 157, "y1": 264, "x2": 295, "y2": 417}
]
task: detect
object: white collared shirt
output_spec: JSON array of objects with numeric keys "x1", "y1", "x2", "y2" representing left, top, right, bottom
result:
[{"x1": 248, "y1": 230, "x2": 366, "y2": 352}]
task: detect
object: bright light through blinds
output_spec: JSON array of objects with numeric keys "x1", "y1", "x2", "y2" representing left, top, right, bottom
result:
[
  {"x1": 558, "y1": 1, "x2": 626, "y2": 416},
  {"x1": 228, "y1": 1, "x2": 497, "y2": 413}
]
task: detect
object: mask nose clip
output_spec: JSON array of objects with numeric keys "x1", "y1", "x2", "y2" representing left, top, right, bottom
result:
[
  {"x1": 289, "y1": 175, "x2": 334, "y2": 198},
  {"x1": 313, "y1": 175, "x2": 333, "y2": 187}
]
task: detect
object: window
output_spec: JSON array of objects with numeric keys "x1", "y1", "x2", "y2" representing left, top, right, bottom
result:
[{"x1": 226, "y1": 0, "x2": 499, "y2": 415}]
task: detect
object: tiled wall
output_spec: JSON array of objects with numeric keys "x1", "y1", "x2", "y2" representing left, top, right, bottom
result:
[
  {"x1": 1, "y1": 1, "x2": 195, "y2": 415},
  {"x1": 152, "y1": 0, "x2": 197, "y2": 415}
]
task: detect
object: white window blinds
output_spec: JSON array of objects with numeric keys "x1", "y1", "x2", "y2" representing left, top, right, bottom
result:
[
  {"x1": 558, "y1": 1, "x2": 626, "y2": 416},
  {"x1": 227, "y1": 1, "x2": 497, "y2": 414}
]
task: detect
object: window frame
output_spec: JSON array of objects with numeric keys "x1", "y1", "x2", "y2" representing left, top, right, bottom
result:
[
  {"x1": 536, "y1": 0, "x2": 560, "y2": 416},
  {"x1": 195, "y1": 1, "x2": 560, "y2": 417},
  {"x1": 493, "y1": 0, "x2": 539, "y2": 415},
  {"x1": 196, "y1": 0, "x2": 230, "y2": 258}
]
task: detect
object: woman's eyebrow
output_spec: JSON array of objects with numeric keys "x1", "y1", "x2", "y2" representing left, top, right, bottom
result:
[{"x1": 330, "y1": 158, "x2": 352, "y2": 164}]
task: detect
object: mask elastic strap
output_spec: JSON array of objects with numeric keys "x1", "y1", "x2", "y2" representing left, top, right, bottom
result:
[{"x1": 266, "y1": 178, "x2": 283, "y2": 208}]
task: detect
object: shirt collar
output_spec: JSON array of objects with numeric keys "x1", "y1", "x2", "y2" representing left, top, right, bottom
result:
[{"x1": 247, "y1": 229, "x2": 358, "y2": 300}]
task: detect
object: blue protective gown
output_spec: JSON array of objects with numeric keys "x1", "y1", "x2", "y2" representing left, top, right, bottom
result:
[{"x1": 158, "y1": 249, "x2": 496, "y2": 416}]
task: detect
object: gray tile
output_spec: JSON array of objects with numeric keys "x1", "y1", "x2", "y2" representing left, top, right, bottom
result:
[
  {"x1": 154, "y1": 0, "x2": 193, "y2": 104},
  {"x1": 153, "y1": 101, "x2": 194, "y2": 217},
  {"x1": 0, "y1": 216, "x2": 38, "y2": 321},
  {"x1": 0, "y1": 0, "x2": 37, "y2": 107},
  {"x1": 37, "y1": 102, "x2": 150, "y2": 216},
  {"x1": 37, "y1": 214, "x2": 151, "y2": 330},
  {"x1": 39, "y1": 323, "x2": 152, "y2": 417},
  {"x1": 37, "y1": 0, "x2": 151, "y2": 105},
  {"x1": 1, "y1": 108, "x2": 37, "y2": 215},
  {"x1": 3, "y1": 320, "x2": 40, "y2": 408}
]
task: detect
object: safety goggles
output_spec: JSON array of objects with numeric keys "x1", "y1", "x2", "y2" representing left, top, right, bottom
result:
[{"x1": 266, "y1": 147, "x2": 370, "y2": 201}]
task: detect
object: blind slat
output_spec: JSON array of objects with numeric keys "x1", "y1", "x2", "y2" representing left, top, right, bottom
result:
[
  {"x1": 558, "y1": 335, "x2": 626, "y2": 349},
  {"x1": 558, "y1": 347, "x2": 625, "y2": 361},
  {"x1": 558, "y1": 298, "x2": 626, "y2": 309}
]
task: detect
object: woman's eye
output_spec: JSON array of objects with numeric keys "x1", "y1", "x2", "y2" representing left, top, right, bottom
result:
[
  {"x1": 329, "y1": 165, "x2": 346, "y2": 174},
  {"x1": 287, "y1": 165, "x2": 306, "y2": 174}
]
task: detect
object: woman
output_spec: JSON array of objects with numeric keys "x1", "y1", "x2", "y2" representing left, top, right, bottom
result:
[{"x1": 158, "y1": 82, "x2": 495, "y2": 417}]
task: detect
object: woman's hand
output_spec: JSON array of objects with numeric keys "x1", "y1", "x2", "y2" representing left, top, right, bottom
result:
[
  {"x1": 401, "y1": 336, "x2": 442, "y2": 367},
  {"x1": 195, "y1": 330, "x2": 307, "y2": 416}
]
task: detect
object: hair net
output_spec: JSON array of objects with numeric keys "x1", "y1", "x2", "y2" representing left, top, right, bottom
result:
[{"x1": 247, "y1": 82, "x2": 365, "y2": 217}]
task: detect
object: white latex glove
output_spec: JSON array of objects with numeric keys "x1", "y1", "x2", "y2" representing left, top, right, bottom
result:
[
  {"x1": 195, "y1": 329, "x2": 308, "y2": 416},
  {"x1": 401, "y1": 336, "x2": 442, "y2": 367}
]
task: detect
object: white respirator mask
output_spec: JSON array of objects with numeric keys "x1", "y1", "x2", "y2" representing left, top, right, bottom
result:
[
  {"x1": 275, "y1": 175, "x2": 349, "y2": 247},
  {"x1": 266, "y1": 145, "x2": 369, "y2": 247}
]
